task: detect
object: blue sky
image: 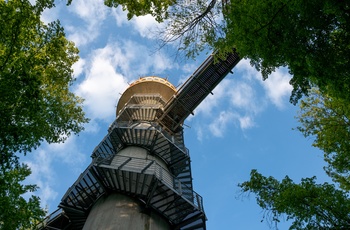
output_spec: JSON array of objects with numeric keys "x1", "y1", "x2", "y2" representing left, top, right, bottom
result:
[{"x1": 24, "y1": 0, "x2": 329, "y2": 229}]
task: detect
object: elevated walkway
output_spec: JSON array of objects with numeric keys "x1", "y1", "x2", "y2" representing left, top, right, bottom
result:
[{"x1": 158, "y1": 51, "x2": 240, "y2": 133}]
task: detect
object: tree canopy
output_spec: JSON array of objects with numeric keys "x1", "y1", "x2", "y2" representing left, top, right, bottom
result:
[
  {"x1": 221, "y1": 0, "x2": 350, "y2": 104},
  {"x1": 239, "y1": 170, "x2": 350, "y2": 229},
  {"x1": 0, "y1": 157, "x2": 45, "y2": 230},
  {"x1": 103, "y1": 0, "x2": 175, "y2": 22},
  {"x1": 239, "y1": 88, "x2": 350, "y2": 229},
  {"x1": 0, "y1": 0, "x2": 88, "y2": 156},
  {"x1": 296, "y1": 88, "x2": 350, "y2": 191},
  {"x1": 0, "y1": 0, "x2": 88, "y2": 228}
]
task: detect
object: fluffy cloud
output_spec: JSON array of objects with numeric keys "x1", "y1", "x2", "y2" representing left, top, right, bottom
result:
[
  {"x1": 131, "y1": 15, "x2": 160, "y2": 39},
  {"x1": 114, "y1": 40, "x2": 175, "y2": 75},
  {"x1": 238, "y1": 115, "x2": 255, "y2": 130},
  {"x1": 75, "y1": 44, "x2": 129, "y2": 121},
  {"x1": 229, "y1": 81, "x2": 259, "y2": 111},
  {"x1": 193, "y1": 78, "x2": 230, "y2": 118},
  {"x1": 260, "y1": 70, "x2": 293, "y2": 109},
  {"x1": 72, "y1": 58, "x2": 86, "y2": 79},
  {"x1": 111, "y1": 7, "x2": 162, "y2": 39},
  {"x1": 66, "y1": 0, "x2": 109, "y2": 46},
  {"x1": 111, "y1": 7, "x2": 128, "y2": 27},
  {"x1": 41, "y1": 3, "x2": 62, "y2": 24},
  {"x1": 191, "y1": 58, "x2": 292, "y2": 140},
  {"x1": 236, "y1": 59, "x2": 292, "y2": 109},
  {"x1": 209, "y1": 111, "x2": 235, "y2": 137},
  {"x1": 74, "y1": 39, "x2": 176, "y2": 122}
]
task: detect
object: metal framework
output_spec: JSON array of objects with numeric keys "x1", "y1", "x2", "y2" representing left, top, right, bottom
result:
[{"x1": 38, "y1": 50, "x2": 240, "y2": 230}]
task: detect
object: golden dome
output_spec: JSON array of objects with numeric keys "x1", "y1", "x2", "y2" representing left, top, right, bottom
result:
[{"x1": 116, "y1": 76, "x2": 177, "y2": 116}]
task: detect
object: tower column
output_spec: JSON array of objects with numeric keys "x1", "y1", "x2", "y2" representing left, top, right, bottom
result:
[{"x1": 83, "y1": 193, "x2": 170, "y2": 230}]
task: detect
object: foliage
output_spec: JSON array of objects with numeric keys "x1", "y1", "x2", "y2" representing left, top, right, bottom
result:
[
  {"x1": 221, "y1": 0, "x2": 350, "y2": 104},
  {"x1": 0, "y1": 0, "x2": 88, "y2": 155},
  {"x1": 74, "y1": 0, "x2": 176, "y2": 22},
  {"x1": 0, "y1": 156, "x2": 45, "y2": 230},
  {"x1": 239, "y1": 169, "x2": 350, "y2": 229},
  {"x1": 0, "y1": 0, "x2": 88, "y2": 228},
  {"x1": 296, "y1": 88, "x2": 350, "y2": 190}
]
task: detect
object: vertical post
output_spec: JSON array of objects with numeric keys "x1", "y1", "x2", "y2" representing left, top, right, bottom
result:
[
  {"x1": 196, "y1": 194, "x2": 202, "y2": 211},
  {"x1": 178, "y1": 180, "x2": 182, "y2": 195}
]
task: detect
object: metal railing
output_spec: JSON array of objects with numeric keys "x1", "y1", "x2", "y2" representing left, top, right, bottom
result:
[
  {"x1": 97, "y1": 154, "x2": 203, "y2": 211},
  {"x1": 106, "y1": 120, "x2": 189, "y2": 157},
  {"x1": 36, "y1": 208, "x2": 64, "y2": 229}
]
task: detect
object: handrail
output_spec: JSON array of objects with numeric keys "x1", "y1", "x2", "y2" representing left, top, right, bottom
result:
[
  {"x1": 97, "y1": 154, "x2": 203, "y2": 211},
  {"x1": 36, "y1": 208, "x2": 64, "y2": 229}
]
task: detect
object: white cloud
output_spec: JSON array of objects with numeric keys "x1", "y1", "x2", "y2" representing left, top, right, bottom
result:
[
  {"x1": 206, "y1": 111, "x2": 255, "y2": 138},
  {"x1": 260, "y1": 69, "x2": 292, "y2": 109},
  {"x1": 131, "y1": 15, "x2": 160, "y2": 39},
  {"x1": 235, "y1": 58, "x2": 258, "y2": 81},
  {"x1": 83, "y1": 119, "x2": 101, "y2": 134},
  {"x1": 209, "y1": 111, "x2": 234, "y2": 137},
  {"x1": 72, "y1": 58, "x2": 86, "y2": 79},
  {"x1": 47, "y1": 136, "x2": 87, "y2": 166},
  {"x1": 238, "y1": 115, "x2": 255, "y2": 129},
  {"x1": 111, "y1": 5, "x2": 162, "y2": 39},
  {"x1": 193, "y1": 78, "x2": 231, "y2": 118},
  {"x1": 75, "y1": 44, "x2": 129, "y2": 121},
  {"x1": 66, "y1": 0, "x2": 109, "y2": 46},
  {"x1": 113, "y1": 40, "x2": 174, "y2": 76},
  {"x1": 69, "y1": 0, "x2": 106, "y2": 20},
  {"x1": 229, "y1": 81, "x2": 255, "y2": 109},
  {"x1": 151, "y1": 52, "x2": 174, "y2": 72},
  {"x1": 236, "y1": 59, "x2": 292, "y2": 109},
  {"x1": 111, "y1": 7, "x2": 128, "y2": 27},
  {"x1": 195, "y1": 126, "x2": 204, "y2": 142}
]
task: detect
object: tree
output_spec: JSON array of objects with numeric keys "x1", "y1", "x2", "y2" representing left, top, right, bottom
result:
[
  {"x1": 296, "y1": 88, "x2": 350, "y2": 191},
  {"x1": 0, "y1": 0, "x2": 88, "y2": 156},
  {"x1": 220, "y1": 0, "x2": 350, "y2": 104},
  {"x1": 0, "y1": 157, "x2": 45, "y2": 230},
  {"x1": 239, "y1": 88, "x2": 350, "y2": 229},
  {"x1": 239, "y1": 170, "x2": 350, "y2": 229},
  {"x1": 0, "y1": 0, "x2": 88, "y2": 228}
]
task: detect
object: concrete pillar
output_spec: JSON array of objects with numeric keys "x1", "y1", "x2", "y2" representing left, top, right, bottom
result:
[{"x1": 83, "y1": 193, "x2": 170, "y2": 230}]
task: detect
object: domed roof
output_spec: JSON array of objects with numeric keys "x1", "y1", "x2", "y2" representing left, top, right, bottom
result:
[{"x1": 116, "y1": 76, "x2": 177, "y2": 116}]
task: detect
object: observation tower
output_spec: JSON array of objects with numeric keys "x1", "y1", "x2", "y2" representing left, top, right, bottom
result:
[{"x1": 39, "y1": 51, "x2": 240, "y2": 229}]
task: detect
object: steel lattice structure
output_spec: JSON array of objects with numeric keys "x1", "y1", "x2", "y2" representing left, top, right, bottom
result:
[{"x1": 38, "y1": 51, "x2": 240, "y2": 230}]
